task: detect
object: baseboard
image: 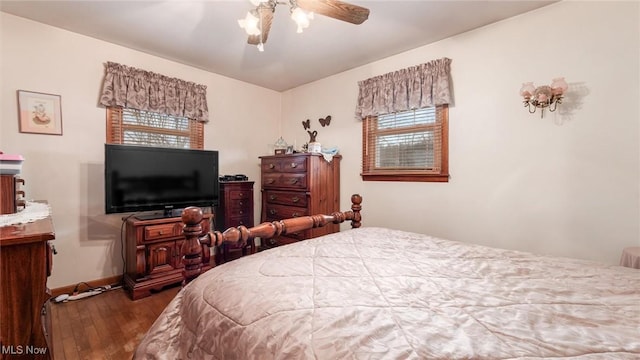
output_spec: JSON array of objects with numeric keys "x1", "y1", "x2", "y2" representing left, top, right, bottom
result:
[{"x1": 50, "y1": 274, "x2": 123, "y2": 297}]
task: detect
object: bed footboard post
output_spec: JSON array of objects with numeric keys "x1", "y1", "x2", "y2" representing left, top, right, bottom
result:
[
  {"x1": 351, "y1": 194, "x2": 362, "y2": 228},
  {"x1": 181, "y1": 207, "x2": 206, "y2": 285}
]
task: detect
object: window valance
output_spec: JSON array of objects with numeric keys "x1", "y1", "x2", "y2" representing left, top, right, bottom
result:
[
  {"x1": 355, "y1": 57, "x2": 452, "y2": 119},
  {"x1": 99, "y1": 62, "x2": 209, "y2": 123}
]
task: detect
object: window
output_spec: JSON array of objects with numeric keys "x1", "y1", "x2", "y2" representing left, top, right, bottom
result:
[
  {"x1": 106, "y1": 107, "x2": 203, "y2": 149},
  {"x1": 362, "y1": 105, "x2": 448, "y2": 182}
]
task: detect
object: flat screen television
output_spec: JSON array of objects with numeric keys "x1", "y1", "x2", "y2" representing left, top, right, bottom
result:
[{"x1": 105, "y1": 144, "x2": 219, "y2": 217}]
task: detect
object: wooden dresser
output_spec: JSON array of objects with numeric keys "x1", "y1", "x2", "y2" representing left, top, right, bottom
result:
[
  {"x1": 123, "y1": 213, "x2": 212, "y2": 300},
  {"x1": 260, "y1": 153, "x2": 340, "y2": 247},
  {"x1": 215, "y1": 181, "x2": 255, "y2": 261},
  {"x1": 0, "y1": 209, "x2": 55, "y2": 359}
]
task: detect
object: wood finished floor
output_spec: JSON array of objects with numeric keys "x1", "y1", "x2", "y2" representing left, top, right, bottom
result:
[{"x1": 51, "y1": 285, "x2": 180, "y2": 360}]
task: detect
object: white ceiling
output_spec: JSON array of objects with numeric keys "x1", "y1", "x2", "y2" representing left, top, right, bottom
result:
[{"x1": 1, "y1": 0, "x2": 556, "y2": 92}]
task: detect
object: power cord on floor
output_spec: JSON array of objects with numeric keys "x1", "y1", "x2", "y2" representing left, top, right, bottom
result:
[
  {"x1": 53, "y1": 213, "x2": 136, "y2": 305},
  {"x1": 52, "y1": 282, "x2": 122, "y2": 304}
]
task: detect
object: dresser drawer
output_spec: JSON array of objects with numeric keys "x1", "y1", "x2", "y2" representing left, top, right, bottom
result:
[
  {"x1": 229, "y1": 189, "x2": 251, "y2": 200},
  {"x1": 265, "y1": 190, "x2": 308, "y2": 207},
  {"x1": 144, "y1": 219, "x2": 210, "y2": 242},
  {"x1": 261, "y1": 156, "x2": 307, "y2": 173},
  {"x1": 228, "y1": 197, "x2": 251, "y2": 212},
  {"x1": 262, "y1": 173, "x2": 307, "y2": 189},
  {"x1": 226, "y1": 215, "x2": 252, "y2": 227},
  {"x1": 144, "y1": 223, "x2": 179, "y2": 241},
  {"x1": 229, "y1": 204, "x2": 251, "y2": 218},
  {"x1": 265, "y1": 204, "x2": 308, "y2": 219}
]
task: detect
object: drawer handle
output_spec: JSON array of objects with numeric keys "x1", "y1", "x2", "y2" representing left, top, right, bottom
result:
[
  {"x1": 239, "y1": 210, "x2": 244, "y2": 215},
  {"x1": 266, "y1": 179, "x2": 275, "y2": 184},
  {"x1": 269, "y1": 195, "x2": 277, "y2": 201},
  {"x1": 239, "y1": 193, "x2": 244, "y2": 197},
  {"x1": 290, "y1": 163, "x2": 298, "y2": 168},
  {"x1": 239, "y1": 201, "x2": 244, "y2": 206},
  {"x1": 159, "y1": 230, "x2": 164, "y2": 235},
  {"x1": 292, "y1": 212, "x2": 300, "y2": 217},
  {"x1": 291, "y1": 196, "x2": 300, "y2": 203},
  {"x1": 269, "y1": 163, "x2": 275, "y2": 169},
  {"x1": 289, "y1": 178, "x2": 299, "y2": 184},
  {"x1": 239, "y1": 221, "x2": 244, "y2": 225},
  {"x1": 269, "y1": 209, "x2": 277, "y2": 215}
]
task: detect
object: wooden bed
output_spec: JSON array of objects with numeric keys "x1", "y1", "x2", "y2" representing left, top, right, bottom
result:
[
  {"x1": 180, "y1": 194, "x2": 363, "y2": 285},
  {"x1": 134, "y1": 194, "x2": 640, "y2": 359}
]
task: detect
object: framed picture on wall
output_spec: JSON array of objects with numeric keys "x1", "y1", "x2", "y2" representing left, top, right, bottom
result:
[{"x1": 17, "y1": 90, "x2": 63, "y2": 135}]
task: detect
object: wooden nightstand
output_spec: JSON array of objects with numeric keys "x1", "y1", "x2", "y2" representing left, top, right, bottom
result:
[{"x1": 123, "y1": 213, "x2": 213, "y2": 300}]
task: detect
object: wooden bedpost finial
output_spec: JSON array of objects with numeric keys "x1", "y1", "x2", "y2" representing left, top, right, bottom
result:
[
  {"x1": 351, "y1": 194, "x2": 362, "y2": 228},
  {"x1": 181, "y1": 207, "x2": 204, "y2": 285}
]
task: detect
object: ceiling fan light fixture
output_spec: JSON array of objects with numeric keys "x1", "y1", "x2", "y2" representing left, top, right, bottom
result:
[
  {"x1": 291, "y1": 7, "x2": 313, "y2": 33},
  {"x1": 257, "y1": 42, "x2": 265, "y2": 52},
  {"x1": 242, "y1": 0, "x2": 369, "y2": 48},
  {"x1": 238, "y1": 11, "x2": 261, "y2": 36}
]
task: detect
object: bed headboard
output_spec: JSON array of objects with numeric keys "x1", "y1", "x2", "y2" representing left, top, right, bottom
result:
[{"x1": 180, "y1": 194, "x2": 362, "y2": 284}]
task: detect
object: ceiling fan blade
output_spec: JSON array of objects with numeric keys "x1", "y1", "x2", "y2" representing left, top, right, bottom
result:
[
  {"x1": 248, "y1": 7, "x2": 273, "y2": 45},
  {"x1": 297, "y1": 0, "x2": 369, "y2": 25}
]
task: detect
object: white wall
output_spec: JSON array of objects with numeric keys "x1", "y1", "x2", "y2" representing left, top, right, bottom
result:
[
  {"x1": 0, "y1": 13, "x2": 280, "y2": 288},
  {"x1": 281, "y1": 1, "x2": 640, "y2": 264}
]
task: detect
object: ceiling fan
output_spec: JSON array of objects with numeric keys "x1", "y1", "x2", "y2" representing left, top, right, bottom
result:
[{"x1": 238, "y1": 0, "x2": 370, "y2": 51}]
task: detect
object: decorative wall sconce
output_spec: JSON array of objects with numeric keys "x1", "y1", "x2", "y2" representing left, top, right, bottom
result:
[{"x1": 520, "y1": 77, "x2": 568, "y2": 118}]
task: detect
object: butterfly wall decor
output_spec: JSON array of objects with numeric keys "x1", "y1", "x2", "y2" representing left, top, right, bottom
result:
[
  {"x1": 301, "y1": 115, "x2": 332, "y2": 143},
  {"x1": 319, "y1": 116, "x2": 332, "y2": 127}
]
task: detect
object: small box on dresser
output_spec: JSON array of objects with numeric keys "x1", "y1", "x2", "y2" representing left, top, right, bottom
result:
[{"x1": 260, "y1": 153, "x2": 340, "y2": 248}]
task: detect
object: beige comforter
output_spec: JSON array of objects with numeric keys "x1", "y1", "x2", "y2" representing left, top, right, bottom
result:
[{"x1": 135, "y1": 227, "x2": 640, "y2": 359}]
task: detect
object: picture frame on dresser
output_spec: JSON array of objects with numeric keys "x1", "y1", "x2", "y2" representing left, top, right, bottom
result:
[{"x1": 17, "y1": 90, "x2": 63, "y2": 135}]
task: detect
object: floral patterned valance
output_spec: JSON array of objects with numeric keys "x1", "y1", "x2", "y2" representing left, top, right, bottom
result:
[
  {"x1": 99, "y1": 62, "x2": 209, "y2": 123},
  {"x1": 355, "y1": 57, "x2": 452, "y2": 119}
]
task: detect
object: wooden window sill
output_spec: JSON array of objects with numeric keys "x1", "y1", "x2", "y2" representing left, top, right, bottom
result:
[{"x1": 360, "y1": 173, "x2": 449, "y2": 182}]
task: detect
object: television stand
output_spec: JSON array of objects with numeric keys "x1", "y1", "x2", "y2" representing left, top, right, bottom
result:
[{"x1": 123, "y1": 212, "x2": 213, "y2": 300}]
